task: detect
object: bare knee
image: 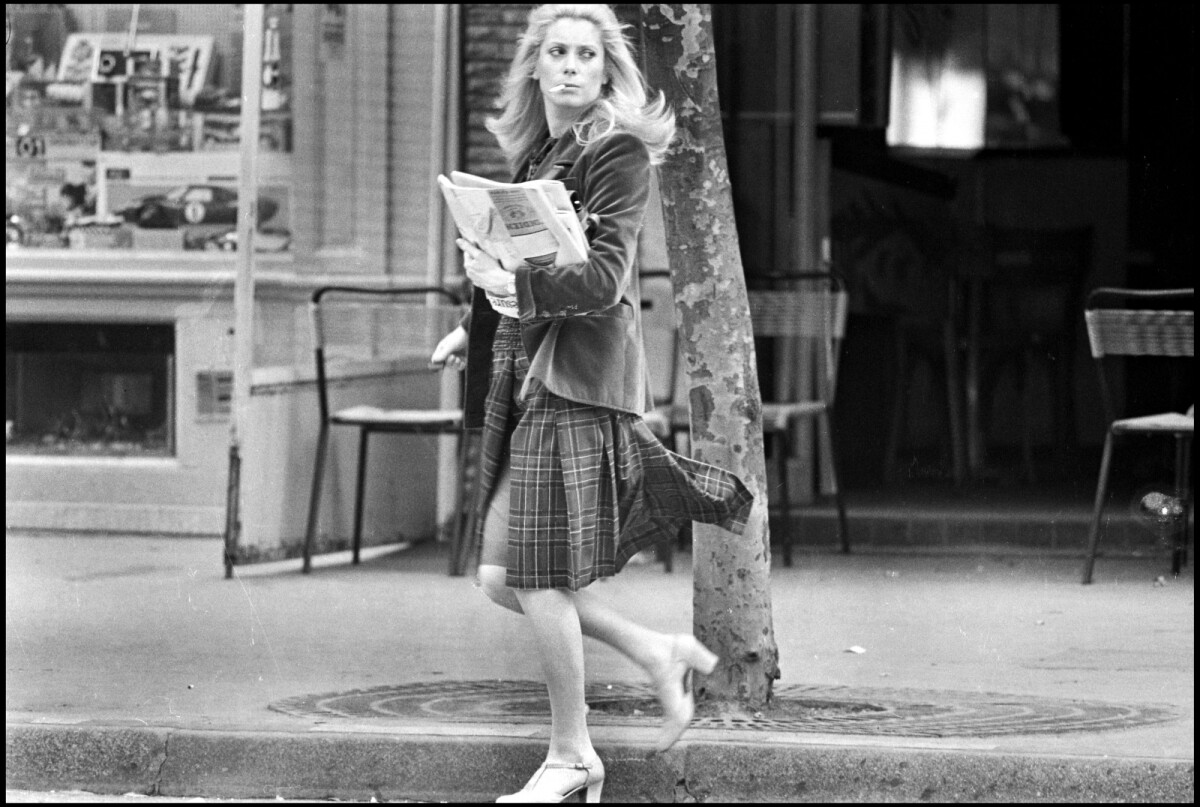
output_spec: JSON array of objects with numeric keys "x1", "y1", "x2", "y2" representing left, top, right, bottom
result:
[{"x1": 477, "y1": 564, "x2": 521, "y2": 612}]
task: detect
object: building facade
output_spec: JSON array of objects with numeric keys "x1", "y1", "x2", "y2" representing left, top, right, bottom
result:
[
  {"x1": 9, "y1": 4, "x2": 1187, "y2": 559},
  {"x1": 7, "y1": 4, "x2": 463, "y2": 562}
]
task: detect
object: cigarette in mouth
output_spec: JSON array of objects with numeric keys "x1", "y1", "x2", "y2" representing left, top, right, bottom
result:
[{"x1": 550, "y1": 84, "x2": 569, "y2": 92}]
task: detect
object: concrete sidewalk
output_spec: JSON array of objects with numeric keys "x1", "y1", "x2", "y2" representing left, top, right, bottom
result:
[{"x1": 5, "y1": 532, "x2": 1194, "y2": 802}]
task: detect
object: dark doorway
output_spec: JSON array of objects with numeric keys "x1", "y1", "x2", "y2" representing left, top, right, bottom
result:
[
  {"x1": 6, "y1": 321, "x2": 175, "y2": 456},
  {"x1": 712, "y1": 3, "x2": 1195, "y2": 489}
]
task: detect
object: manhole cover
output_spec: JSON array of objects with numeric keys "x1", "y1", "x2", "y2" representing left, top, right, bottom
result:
[{"x1": 270, "y1": 680, "x2": 1178, "y2": 738}]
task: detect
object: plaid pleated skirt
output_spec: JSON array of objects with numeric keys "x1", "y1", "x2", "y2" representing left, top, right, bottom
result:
[{"x1": 472, "y1": 316, "x2": 754, "y2": 591}]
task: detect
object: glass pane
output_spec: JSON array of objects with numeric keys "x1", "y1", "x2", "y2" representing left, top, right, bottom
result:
[
  {"x1": 887, "y1": 4, "x2": 986, "y2": 150},
  {"x1": 983, "y1": 4, "x2": 1065, "y2": 149},
  {"x1": 6, "y1": 4, "x2": 292, "y2": 253},
  {"x1": 886, "y1": 4, "x2": 1065, "y2": 152}
]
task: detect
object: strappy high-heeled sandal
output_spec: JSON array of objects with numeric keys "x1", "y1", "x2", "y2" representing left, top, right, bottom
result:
[
  {"x1": 496, "y1": 757, "x2": 605, "y2": 803},
  {"x1": 654, "y1": 634, "x2": 719, "y2": 752}
]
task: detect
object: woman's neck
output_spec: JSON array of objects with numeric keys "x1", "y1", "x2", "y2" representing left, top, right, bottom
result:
[{"x1": 544, "y1": 104, "x2": 587, "y2": 139}]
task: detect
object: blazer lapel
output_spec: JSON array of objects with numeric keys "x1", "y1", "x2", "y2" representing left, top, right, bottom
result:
[{"x1": 541, "y1": 136, "x2": 585, "y2": 183}]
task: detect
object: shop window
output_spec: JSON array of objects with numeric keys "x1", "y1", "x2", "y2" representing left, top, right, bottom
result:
[
  {"x1": 6, "y1": 4, "x2": 292, "y2": 253},
  {"x1": 887, "y1": 4, "x2": 987, "y2": 151},
  {"x1": 6, "y1": 322, "x2": 175, "y2": 456},
  {"x1": 887, "y1": 4, "x2": 1066, "y2": 152}
]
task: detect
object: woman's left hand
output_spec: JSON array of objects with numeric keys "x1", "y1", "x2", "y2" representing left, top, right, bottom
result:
[{"x1": 458, "y1": 238, "x2": 517, "y2": 297}]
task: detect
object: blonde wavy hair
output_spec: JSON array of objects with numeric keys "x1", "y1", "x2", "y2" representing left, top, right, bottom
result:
[{"x1": 486, "y1": 3, "x2": 676, "y2": 171}]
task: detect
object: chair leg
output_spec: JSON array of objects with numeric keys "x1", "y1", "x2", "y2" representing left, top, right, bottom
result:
[
  {"x1": 965, "y1": 316, "x2": 984, "y2": 479},
  {"x1": 776, "y1": 429, "x2": 793, "y2": 567},
  {"x1": 1081, "y1": 431, "x2": 1116, "y2": 584},
  {"x1": 455, "y1": 433, "x2": 484, "y2": 577},
  {"x1": 670, "y1": 430, "x2": 692, "y2": 553},
  {"x1": 303, "y1": 424, "x2": 331, "y2": 575},
  {"x1": 1054, "y1": 343, "x2": 1076, "y2": 461},
  {"x1": 352, "y1": 429, "x2": 370, "y2": 565},
  {"x1": 677, "y1": 521, "x2": 693, "y2": 554},
  {"x1": 656, "y1": 537, "x2": 674, "y2": 573},
  {"x1": 819, "y1": 411, "x2": 850, "y2": 554},
  {"x1": 449, "y1": 428, "x2": 472, "y2": 577},
  {"x1": 943, "y1": 319, "x2": 967, "y2": 488},
  {"x1": 655, "y1": 430, "x2": 676, "y2": 573},
  {"x1": 1019, "y1": 350, "x2": 1037, "y2": 486},
  {"x1": 884, "y1": 327, "x2": 909, "y2": 485},
  {"x1": 1180, "y1": 435, "x2": 1193, "y2": 568},
  {"x1": 1171, "y1": 434, "x2": 1190, "y2": 576}
]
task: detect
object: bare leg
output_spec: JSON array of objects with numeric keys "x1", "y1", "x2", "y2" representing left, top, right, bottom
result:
[
  {"x1": 477, "y1": 465, "x2": 674, "y2": 674},
  {"x1": 476, "y1": 462, "x2": 525, "y2": 614},
  {"x1": 477, "y1": 458, "x2": 716, "y2": 757},
  {"x1": 573, "y1": 588, "x2": 674, "y2": 672},
  {"x1": 495, "y1": 586, "x2": 605, "y2": 801},
  {"x1": 512, "y1": 587, "x2": 597, "y2": 763}
]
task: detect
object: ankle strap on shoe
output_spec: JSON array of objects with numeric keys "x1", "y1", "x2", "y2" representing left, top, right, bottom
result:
[{"x1": 542, "y1": 761, "x2": 592, "y2": 771}]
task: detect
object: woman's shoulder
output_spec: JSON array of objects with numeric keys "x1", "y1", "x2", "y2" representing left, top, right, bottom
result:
[{"x1": 579, "y1": 130, "x2": 651, "y2": 163}]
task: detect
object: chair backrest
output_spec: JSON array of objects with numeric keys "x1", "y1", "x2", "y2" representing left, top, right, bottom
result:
[
  {"x1": 1082, "y1": 287, "x2": 1194, "y2": 423},
  {"x1": 977, "y1": 225, "x2": 1093, "y2": 337},
  {"x1": 309, "y1": 285, "x2": 466, "y2": 420},
  {"x1": 639, "y1": 270, "x2": 683, "y2": 408},
  {"x1": 1084, "y1": 288, "x2": 1195, "y2": 359},
  {"x1": 747, "y1": 271, "x2": 849, "y2": 404}
]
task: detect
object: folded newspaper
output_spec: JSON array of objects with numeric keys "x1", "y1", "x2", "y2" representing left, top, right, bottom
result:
[{"x1": 438, "y1": 170, "x2": 589, "y2": 270}]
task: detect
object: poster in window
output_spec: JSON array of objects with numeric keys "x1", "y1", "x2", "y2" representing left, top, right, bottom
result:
[{"x1": 97, "y1": 151, "x2": 292, "y2": 253}]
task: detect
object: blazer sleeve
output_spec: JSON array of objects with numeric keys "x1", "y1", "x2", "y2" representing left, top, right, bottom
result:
[{"x1": 512, "y1": 132, "x2": 650, "y2": 320}]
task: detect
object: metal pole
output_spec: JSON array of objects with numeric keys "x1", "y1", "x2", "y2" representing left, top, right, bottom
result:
[
  {"x1": 224, "y1": 3, "x2": 265, "y2": 578},
  {"x1": 426, "y1": 4, "x2": 458, "y2": 539},
  {"x1": 790, "y1": 4, "x2": 820, "y2": 500}
]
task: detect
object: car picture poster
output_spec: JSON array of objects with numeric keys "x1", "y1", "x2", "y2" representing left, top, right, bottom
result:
[{"x1": 97, "y1": 150, "x2": 292, "y2": 252}]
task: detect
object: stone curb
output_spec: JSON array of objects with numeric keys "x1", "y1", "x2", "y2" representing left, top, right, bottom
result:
[{"x1": 7, "y1": 723, "x2": 1194, "y2": 803}]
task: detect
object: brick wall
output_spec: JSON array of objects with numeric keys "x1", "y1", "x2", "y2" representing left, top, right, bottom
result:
[{"x1": 462, "y1": 4, "x2": 535, "y2": 180}]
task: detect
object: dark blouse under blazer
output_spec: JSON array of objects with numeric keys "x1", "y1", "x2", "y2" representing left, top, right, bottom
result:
[{"x1": 462, "y1": 129, "x2": 656, "y2": 428}]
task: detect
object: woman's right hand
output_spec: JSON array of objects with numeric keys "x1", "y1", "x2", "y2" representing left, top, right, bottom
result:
[
  {"x1": 430, "y1": 324, "x2": 468, "y2": 371},
  {"x1": 458, "y1": 238, "x2": 518, "y2": 296}
]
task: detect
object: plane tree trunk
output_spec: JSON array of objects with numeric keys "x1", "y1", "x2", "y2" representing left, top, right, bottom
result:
[{"x1": 639, "y1": 3, "x2": 779, "y2": 708}]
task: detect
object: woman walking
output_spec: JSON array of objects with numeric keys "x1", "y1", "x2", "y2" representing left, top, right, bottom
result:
[{"x1": 431, "y1": 5, "x2": 753, "y2": 801}]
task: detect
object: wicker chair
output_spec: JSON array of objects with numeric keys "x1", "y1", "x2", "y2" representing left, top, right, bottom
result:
[
  {"x1": 1080, "y1": 287, "x2": 1194, "y2": 584},
  {"x1": 638, "y1": 269, "x2": 689, "y2": 572},
  {"x1": 750, "y1": 272, "x2": 851, "y2": 565},
  {"x1": 640, "y1": 270, "x2": 851, "y2": 566}
]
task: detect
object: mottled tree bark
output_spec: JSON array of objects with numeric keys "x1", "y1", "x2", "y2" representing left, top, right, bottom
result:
[{"x1": 639, "y1": 3, "x2": 779, "y2": 708}]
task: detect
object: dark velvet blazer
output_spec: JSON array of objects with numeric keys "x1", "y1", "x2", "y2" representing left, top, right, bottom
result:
[{"x1": 462, "y1": 129, "x2": 655, "y2": 428}]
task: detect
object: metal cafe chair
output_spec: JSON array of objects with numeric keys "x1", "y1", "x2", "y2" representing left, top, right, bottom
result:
[
  {"x1": 637, "y1": 269, "x2": 688, "y2": 572},
  {"x1": 1080, "y1": 287, "x2": 1194, "y2": 584},
  {"x1": 302, "y1": 285, "x2": 469, "y2": 575},
  {"x1": 639, "y1": 269, "x2": 688, "y2": 454},
  {"x1": 749, "y1": 271, "x2": 851, "y2": 565}
]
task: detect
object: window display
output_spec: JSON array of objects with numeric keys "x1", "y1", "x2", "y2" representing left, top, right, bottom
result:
[
  {"x1": 6, "y1": 4, "x2": 292, "y2": 252},
  {"x1": 6, "y1": 321, "x2": 175, "y2": 457},
  {"x1": 98, "y1": 150, "x2": 291, "y2": 252},
  {"x1": 886, "y1": 4, "x2": 1065, "y2": 151}
]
